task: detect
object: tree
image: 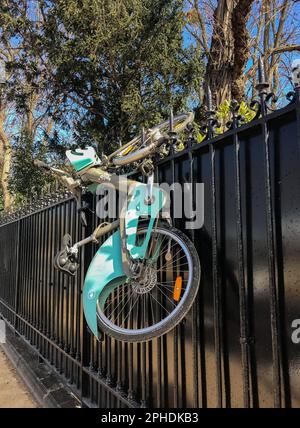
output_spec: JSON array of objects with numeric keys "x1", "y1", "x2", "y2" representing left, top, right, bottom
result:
[
  {"x1": 186, "y1": 0, "x2": 254, "y2": 104},
  {"x1": 0, "y1": 86, "x2": 11, "y2": 209},
  {"x1": 0, "y1": 0, "x2": 203, "y2": 207},
  {"x1": 247, "y1": 0, "x2": 300, "y2": 99},
  {"x1": 204, "y1": 0, "x2": 255, "y2": 104},
  {"x1": 38, "y1": 0, "x2": 203, "y2": 152},
  {"x1": 0, "y1": 0, "x2": 61, "y2": 202},
  {"x1": 185, "y1": 0, "x2": 300, "y2": 104},
  {"x1": 0, "y1": 35, "x2": 15, "y2": 210}
]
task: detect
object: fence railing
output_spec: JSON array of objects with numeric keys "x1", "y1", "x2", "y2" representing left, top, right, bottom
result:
[{"x1": 1, "y1": 62, "x2": 300, "y2": 407}]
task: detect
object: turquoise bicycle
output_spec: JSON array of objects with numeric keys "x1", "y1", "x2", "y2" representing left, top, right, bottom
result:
[{"x1": 35, "y1": 112, "x2": 201, "y2": 342}]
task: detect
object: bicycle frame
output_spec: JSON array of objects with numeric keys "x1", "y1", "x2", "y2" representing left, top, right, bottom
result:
[
  {"x1": 34, "y1": 111, "x2": 197, "y2": 341},
  {"x1": 50, "y1": 163, "x2": 168, "y2": 339}
]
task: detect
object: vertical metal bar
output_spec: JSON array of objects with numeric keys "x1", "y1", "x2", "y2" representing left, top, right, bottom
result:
[
  {"x1": 41, "y1": 208, "x2": 47, "y2": 357},
  {"x1": 116, "y1": 339, "x2": 122, "y2": 393},
  {"x1": 140, "y1": 341, "x2": 147, "y2": 407},
  {"x1": 69, "y1": 200, "x2": 76, "y2": 383},
  {"x1": 188, "y1": 138, "x2": 199, "y2": 408},
  {"x1": 64, "y1": 201, "x2": 71, "y2": 378},
  {"x1": 232, "y1": 105, "x2": 251, "y2": 408},
  {"x1": 43, "y1": 205, "x2": 49, "y2": 358},
  {"x1": 210, "y1": 143, "x2": 222, "y2": 408},
  {"x1": 39, "y1": 209, "x2": 44, "y2": 355},
  {"x1": 18, "y1": 221, "x2": 23, "y2": 336},
  {"x1": 257, "y1": 57, "x2": 282, "y2": 408},
  {"x1": 169, "y1": 141, "x2": 179, "y2": 408},
  {"x1": 45, "y1": 203, "x2": 51, "y2": 360},
  {"x1": 23, "y1": 218, "x2": 29, "y2": 337},
  {"x1": 155, "y1": 165, "x2": 162, "y2": 408},
  {"x1": 206, "y1": 85, "x2": 223, "y2": 408},
  {"x1": 33, "y1": 211, "x2": 39, "y2": 346},
  {"x1": 50, "y1": 206, "x2": 56, "y2": 365},
  {"x1": 127, "y1": 326, "x2": 134, "y2": 402},
  {"x1": 59, "y1": 202, "x2": 66, "y2": 373},
  {"x1": 80, "y1": 193, "x2": 93, "y2": 404},
  {"x1": 55, "y1": 202, "x2": 62, "y2": 369},
  {"x1": 13, "y1": 220, "x2": 21, "y2": 332},
  {"x1": 28, "y1": 214, "x2": 33, "y2": 339},
  {"x1": 35, "y1": 211, "x2": 40, "y2": 342},
  {"x1": 20, "y1": 220, "x2": 26, "y2": 336},
  {"x1": 76, "y1": 205, "x2": 82, "y2": 389},
  {"x1": 37, "y1": 210, "x2": 42, "y2": 351},
  {"x1": 31, "y1": 211, "x2": 36, "y2": 345}
]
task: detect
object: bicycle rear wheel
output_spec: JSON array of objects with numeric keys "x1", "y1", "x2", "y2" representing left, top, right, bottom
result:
[
  {"x1": 110, "y1": 112, "x2": 194, "y2": 167},
  {"x1": 96, "y1": 224, "x2": 200, "y2": 342}
]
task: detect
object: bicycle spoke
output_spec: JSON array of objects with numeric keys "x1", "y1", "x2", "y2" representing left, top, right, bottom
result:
[
  {"x1": 107, "y1": 288, "x2": 133, "y2": 320},
  {"x1": 159, "y1": 255, "x2": 189, "y2": 270},
  {"x1": 149, "y1": 292, "x2": 156, "y2": 325},
  {"x1": 156, "y1": 286, "x2": 177, "y2": 308},
  {"x1": 97, "y1": 225, "x2": 196, "y2": 337},
  {"x1": 121, "y1": 294, "x2": 140, "y2": 327},
  {"x1": 104, "y1": 284, "x2": 128, "y2": 311},
  {"x1": 149, "y1": 292, "x2": 171, "y2": 316},
  {"x1": 156, "y1": 283, "x2": 187, "y2": 291},
  {"x1": 159, "y1": 241, "x2": 180, "y2": 256},
  {"x1": 157, "y1": 279, "x2": 188, "y2": 285}
]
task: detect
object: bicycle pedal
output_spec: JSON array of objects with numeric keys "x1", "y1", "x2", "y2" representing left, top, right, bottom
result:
[{"x1": 53, "y1": 249, "x2": 79, "y2": 276}]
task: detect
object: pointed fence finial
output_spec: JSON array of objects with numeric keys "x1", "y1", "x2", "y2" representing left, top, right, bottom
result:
[
  {"x1": 206, "y1": 85, "x2": 213, "y2": 112},
  {"x1": 169, "y1": 107, "x2": 174, "y2": 133},
  {"x1": 256, "y1": 56, "x2": 269, "y2": 94}
]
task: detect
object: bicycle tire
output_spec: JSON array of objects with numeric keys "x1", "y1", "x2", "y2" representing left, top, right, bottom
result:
[
  {"x1": 110, "y1": 112, "x2": 194, "y2": 167},
  {"x1": 96, "y1": 223, "x2": 200, "y2": 342}
]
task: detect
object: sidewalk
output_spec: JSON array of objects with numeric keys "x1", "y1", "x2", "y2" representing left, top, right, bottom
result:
[{"x1": 0, "y1": 348, "x2": 37, "y2": 408}]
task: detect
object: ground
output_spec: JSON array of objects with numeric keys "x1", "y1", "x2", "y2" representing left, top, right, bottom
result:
[{"x1": 0, "y1": 348, "x2": 37, "y2": 408}]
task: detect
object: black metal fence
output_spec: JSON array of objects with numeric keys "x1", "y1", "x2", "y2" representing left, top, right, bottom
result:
[{"x1": 1, "y1": 65, "x2": 300, "y2": 408}]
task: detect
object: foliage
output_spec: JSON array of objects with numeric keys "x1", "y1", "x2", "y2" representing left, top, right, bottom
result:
[
  {"x1": 0, "y1": 0, "x2": 203, "y2": 204},
  {"x1": 215, "y1": 100, "x2": 256, "y2": 133},
  {"x1": 38, "y1": 0, "x2": 203, "y2": 152},
  {"x1": 185, "y1": 0, "x2": 300, "y2": 103},
  {"x1": 193, "y1": 100, "x2": 256, "y2": 144},
  {"x1": 8, "y1": 132, "x2": 50, "y2": 197},
  {"x1": 2, "y1": 0, "x2": 297, "y2": 208}
]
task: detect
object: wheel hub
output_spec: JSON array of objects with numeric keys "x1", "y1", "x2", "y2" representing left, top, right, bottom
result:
[{"x1": 131, "y1": 265, "x2": 157, "y2": 295}]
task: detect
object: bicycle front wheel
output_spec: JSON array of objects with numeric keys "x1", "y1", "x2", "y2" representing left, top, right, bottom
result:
[{"x1": 96, "y1": 224, "x2": 200, "y2": 342}]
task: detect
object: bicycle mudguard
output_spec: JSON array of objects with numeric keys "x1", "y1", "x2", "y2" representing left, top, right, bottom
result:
[
  {"x1": 83, "y1": 183, "x2": 166, "y2": 339},
  {"x1": 83, "y1": 230, "x2": 125, "y2": 338}
]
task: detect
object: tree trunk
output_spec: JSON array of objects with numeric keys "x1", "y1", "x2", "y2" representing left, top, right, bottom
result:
[
  {"x1": 231, "y1": 0, "x2": 255, "y2": 101},
  {"x1": 0, "y1": 109, "x2": 12, "y2": 210},
  {"x1": 205, "y1": 0, "x2": 236, "y2": 106},
  {"x1": 206, "y1": 0, "x2": 254, "y2": 105}
]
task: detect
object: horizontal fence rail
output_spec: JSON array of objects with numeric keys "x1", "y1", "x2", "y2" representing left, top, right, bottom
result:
[{"x1": 1, "y1": 78, "x2": 300, "y2": 408}]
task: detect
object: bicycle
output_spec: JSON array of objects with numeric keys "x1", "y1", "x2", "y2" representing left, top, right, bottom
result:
[{"x1": 35, "y1": 112, "x2": 201, "y2": 342}]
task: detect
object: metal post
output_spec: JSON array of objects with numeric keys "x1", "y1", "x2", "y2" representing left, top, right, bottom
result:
[
  {"x1": 256, "y1": 56, "x2": 282, "y2": 408},
  {"x1": 206, "y1": 84, "x2": 223, "y2": 408},
  {"x1": 231, "y1": 99, "x2": 251, "y2": 408}
]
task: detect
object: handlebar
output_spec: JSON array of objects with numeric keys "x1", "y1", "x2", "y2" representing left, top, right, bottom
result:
[
  {"x1": 34, "y1": 158, "x2": 88, "y2": 226},
  {"x1": 34, "y1": 159, "x2": 73, "y2": 178},
  {"x1": 34, "y1": 158, "x2": 82, "y2": 189}
]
